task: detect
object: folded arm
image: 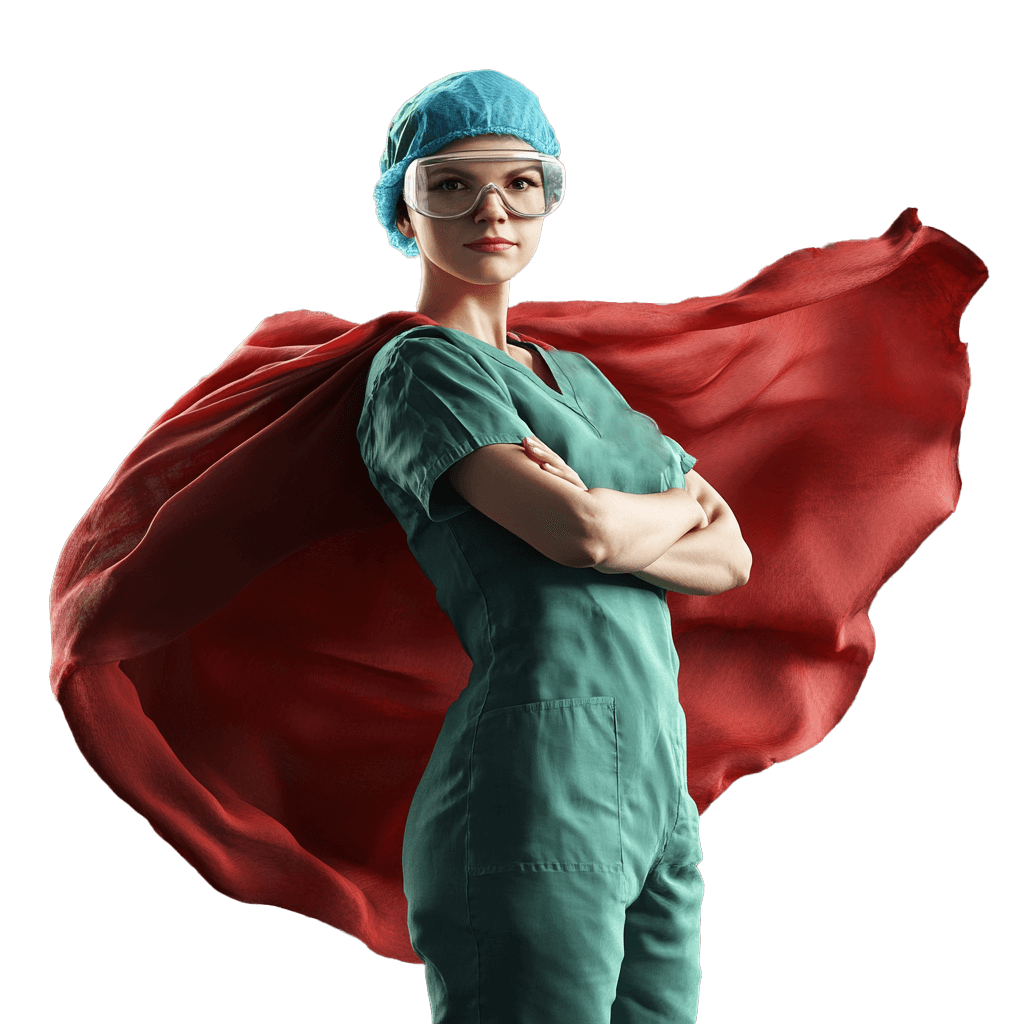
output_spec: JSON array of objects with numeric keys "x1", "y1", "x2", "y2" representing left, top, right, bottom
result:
[
  {"x1": 444, "y1": 440, "x2": 749, "y2": 599},
  {"x1": 608, "y1": 470, "x2": 752, "y2": 595}
]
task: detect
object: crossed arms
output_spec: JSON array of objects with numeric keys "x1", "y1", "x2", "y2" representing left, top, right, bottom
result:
[
  {"x1": 445, "y1": 439, "x2": 750, "y2": 596},
  {"x1": 595, "y1": 470, "x2": 751, "y2": 595}
]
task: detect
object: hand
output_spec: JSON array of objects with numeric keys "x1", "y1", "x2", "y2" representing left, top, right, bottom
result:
[
  {"x1": 522, "y1": 436, "x2": 588, "y2": 490},
  {"x1": 523, "y1": 438, "x2": 631, "y2": 573}
]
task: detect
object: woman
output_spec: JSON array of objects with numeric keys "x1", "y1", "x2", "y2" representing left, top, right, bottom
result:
[
  {"x1": 357, "y1": 70, "x2": 751, "y2": 1022},
  {"x1": 49, "y1": 67, "x2": 983, "y2": 1024}
]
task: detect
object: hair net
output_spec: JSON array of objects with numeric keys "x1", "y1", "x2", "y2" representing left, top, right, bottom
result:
[{"x1": 375, "y1": 70, "x2": 560, "y2": 258}]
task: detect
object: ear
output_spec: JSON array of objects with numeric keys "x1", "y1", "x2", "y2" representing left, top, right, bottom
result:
[{"x1": 395, "y1": 198, "x2": 415, "y2": 240}]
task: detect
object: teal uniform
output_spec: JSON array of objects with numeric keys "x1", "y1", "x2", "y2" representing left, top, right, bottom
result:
[{"x1": 358, "y1": 326, "x2": 704, "y2": 1024}]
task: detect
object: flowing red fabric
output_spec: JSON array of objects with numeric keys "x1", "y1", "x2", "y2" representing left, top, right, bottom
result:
[{"x1": 50, "y1": 209, "x2": 985, "y2": 962}]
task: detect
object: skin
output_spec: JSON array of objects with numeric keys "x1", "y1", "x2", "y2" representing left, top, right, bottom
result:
[{"x1": 522, "y1": 438, "x2": 751, "y2": 596}]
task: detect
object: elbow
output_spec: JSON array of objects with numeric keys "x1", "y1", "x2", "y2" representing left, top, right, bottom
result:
[
  {"x1": 731, "y1": 543, "x2": 753, "y2": 590},
  {"x1": 530, "y1": 502, "x2": 608, "y2": 569},
  {"x1": 561, "y1": 492, "x2": 610, "y2": 568},
  {"x1": 562, "y1": 530, "x2": 607, "y2": 569},
  {"x1": 702, "y1": 542, "x2": 751, "y2": 595}
]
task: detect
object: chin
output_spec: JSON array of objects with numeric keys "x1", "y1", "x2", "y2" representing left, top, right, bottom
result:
[{"x1": 445, "y1": 257, "x2": 531, "y2": 288}]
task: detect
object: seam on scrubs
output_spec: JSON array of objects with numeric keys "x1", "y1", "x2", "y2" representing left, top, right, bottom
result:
[
  {"x1": 511, "y1": 340, "x2": 597, "y2": 431},
  {"x1": 458, "y1": 536, "x2": 501, "y2": 1024},
  {"x1": 651, "y1": 712, "x2": 700, "y2": 872}
]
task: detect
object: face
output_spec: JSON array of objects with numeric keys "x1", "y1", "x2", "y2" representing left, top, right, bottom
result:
[{"x1": 396, "y1": 134, "x2": 546, "y2": 288}]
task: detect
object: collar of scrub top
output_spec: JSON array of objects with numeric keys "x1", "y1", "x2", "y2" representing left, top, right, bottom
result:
[{"x1": 399, "y1": 148, "x2": 565, "y2": 218}]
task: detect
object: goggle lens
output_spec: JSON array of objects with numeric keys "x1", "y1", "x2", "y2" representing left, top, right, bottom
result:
[{"x1": 404, "y1": 151, "x2": 565, "y2": 220}]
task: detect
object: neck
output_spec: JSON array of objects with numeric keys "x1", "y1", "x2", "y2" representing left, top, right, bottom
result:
[{"x1": 414, "y1": 259, "x2": 512, "y2": 352}]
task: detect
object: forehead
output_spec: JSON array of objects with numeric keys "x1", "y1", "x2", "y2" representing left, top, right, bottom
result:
[{"x1": 433, "y1": 134, "x2": 537, "y2": 157}]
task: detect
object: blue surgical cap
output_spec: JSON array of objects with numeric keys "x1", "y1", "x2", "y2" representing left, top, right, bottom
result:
[{"x1": 375, "y1": 70, "x2": 560, "y2": 258}]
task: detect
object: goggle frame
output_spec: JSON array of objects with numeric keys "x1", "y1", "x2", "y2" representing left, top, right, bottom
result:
[{"x1": 403, "y1": 150, "x2": 566, "y2": 221}]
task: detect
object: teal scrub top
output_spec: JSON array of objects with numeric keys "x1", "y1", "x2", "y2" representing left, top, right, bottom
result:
[{"x1": 357, "y1": 325, "x2": 696, "y2": 717}]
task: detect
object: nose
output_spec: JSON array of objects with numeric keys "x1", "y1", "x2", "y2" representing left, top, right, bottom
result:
[{"x1": 472, "y1": 185, "x2": 510, "y2": 224}]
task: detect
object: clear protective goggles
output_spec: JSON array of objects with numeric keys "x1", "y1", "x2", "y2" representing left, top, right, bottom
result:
[{"x1": 403, "y1": 149, "x2": 565, "y2": 220}]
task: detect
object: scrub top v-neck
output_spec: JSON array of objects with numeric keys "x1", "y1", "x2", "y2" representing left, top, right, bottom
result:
[{"x1": 506, "y1": 338, "x2": 564, "y2": 396}]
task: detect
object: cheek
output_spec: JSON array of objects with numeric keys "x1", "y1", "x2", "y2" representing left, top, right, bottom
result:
[
  {"x1": 519, "y1": 223, "x2": 544, "y2": 261},
  {"x1": 412, "y1": 223, "x2": 457, "y2": 266},
  {"x1": 430, "y1": 230, "x2": 466, "y2": 266}
]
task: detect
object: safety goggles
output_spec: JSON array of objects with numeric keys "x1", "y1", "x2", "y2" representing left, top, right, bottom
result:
[{"x1": 403, "y1": 150, "x2": 565, "y2": 220}]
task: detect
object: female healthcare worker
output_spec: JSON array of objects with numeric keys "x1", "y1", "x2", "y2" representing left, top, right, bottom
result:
[
  {"x1": 49, "y1": 64, "x2": 983, "y2": 1024},
  {"x1": 357, "y1": 69, "x2": 751, "y2": 1024}
]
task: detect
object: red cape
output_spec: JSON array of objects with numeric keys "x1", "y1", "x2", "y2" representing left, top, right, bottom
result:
[{"x1": 50, "y1": 209, "x2": 985, "y2": 962}]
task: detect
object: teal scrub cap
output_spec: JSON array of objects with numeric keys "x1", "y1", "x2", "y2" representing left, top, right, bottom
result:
[{"x1": 375, "y1": 69, "x2": 560, "y2": 258}]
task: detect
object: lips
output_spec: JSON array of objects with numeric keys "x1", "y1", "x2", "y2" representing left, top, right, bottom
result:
[{"x1": 464, "y1": 237, "x2": 516, "y2": 252}]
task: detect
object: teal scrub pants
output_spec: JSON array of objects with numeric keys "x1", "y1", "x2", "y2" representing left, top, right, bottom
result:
[{"x1": 403, "y1": 692, "x2": 704, "y2": 1024}]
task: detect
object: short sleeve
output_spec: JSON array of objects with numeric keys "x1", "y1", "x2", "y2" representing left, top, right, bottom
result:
[
  {"x1": 663, "y1": 434, "x2": 698, "y2": 483},
  {"x1": 359, "y1": 332, "x2": 535, "y2": 522}
]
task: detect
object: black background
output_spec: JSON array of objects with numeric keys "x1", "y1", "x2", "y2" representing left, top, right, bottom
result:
[{"x1": 44, "y1": 59, "x2": 987, "y2": 1019}]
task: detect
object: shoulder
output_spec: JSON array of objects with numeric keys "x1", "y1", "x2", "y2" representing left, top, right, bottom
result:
[
  {"x1": 365, "y1": 328, "x2": 515, "y2": 415},
  {"x1": 369, "y1": 326, "x2": 477, "y2": 381},
  {"x1": 372, "y1": 326, "x2": 448, "y2": 366}
]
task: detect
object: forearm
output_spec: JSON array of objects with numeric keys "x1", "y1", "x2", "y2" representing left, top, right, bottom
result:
[
  {"x1": 584, "y1": 487, "x2": 707, "y2": 571},
  {"x1": 630, "y1": 513, "x2": 752, "y2": 595}
]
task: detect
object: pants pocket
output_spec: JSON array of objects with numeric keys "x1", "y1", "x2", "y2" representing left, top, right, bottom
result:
[{"x1": 467, "y1": 696, "x2": 622, "y2": 874}]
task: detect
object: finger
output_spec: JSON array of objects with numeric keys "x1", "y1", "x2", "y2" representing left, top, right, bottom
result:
[
  {"x1": 524, "y1": 439, "x2": 557, "y2": 465},
  {"x1": 525, "y1": 438, "x2": 583, "y2": 486}
]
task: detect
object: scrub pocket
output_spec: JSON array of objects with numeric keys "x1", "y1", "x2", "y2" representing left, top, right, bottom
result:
[{"x1": 467, "y1": 696, "x2": 622, "y2": 874}]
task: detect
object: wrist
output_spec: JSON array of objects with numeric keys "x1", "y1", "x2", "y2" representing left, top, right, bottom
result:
[{"x1": 675, "y1": 489, "x2": 707, "y2": 533}]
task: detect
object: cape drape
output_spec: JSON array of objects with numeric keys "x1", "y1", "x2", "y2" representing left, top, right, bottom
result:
[{"x1": 50, "y1": 209, "x2": 986, "y2": 962}]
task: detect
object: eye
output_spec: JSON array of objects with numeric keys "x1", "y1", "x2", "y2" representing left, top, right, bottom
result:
[
  {"x1": 508, "y1": 174, "x2": 542, "y2": 191},
  {"x1": 429, "y1": 177, "x2": 468, "y2": 192}
]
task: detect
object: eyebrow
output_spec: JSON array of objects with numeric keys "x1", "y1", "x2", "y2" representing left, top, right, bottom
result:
[{"x1": 425, "y1": 161, "x2": 544, "y2": 180}]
